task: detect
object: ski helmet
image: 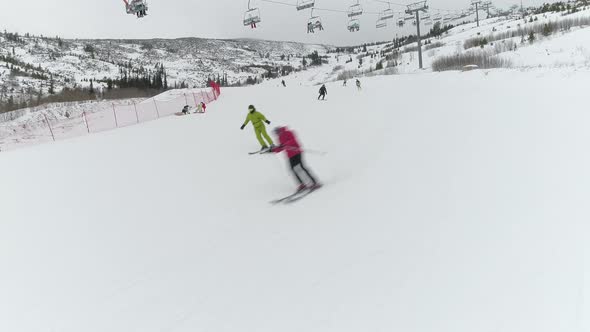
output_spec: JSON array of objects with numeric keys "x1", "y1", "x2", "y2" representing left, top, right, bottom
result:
[{"x1": 248, "y1": 105, "x2": 256, "y2": 111}]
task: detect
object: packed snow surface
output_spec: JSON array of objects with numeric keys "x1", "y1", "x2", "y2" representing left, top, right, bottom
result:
[{"x1": 1, "y1": 69, "x2": 589, "y2": 332}]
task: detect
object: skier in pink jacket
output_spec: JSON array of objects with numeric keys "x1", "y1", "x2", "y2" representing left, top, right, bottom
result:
[{"x1": 272, "y1": 126, "x2": 321, "y2": 192}]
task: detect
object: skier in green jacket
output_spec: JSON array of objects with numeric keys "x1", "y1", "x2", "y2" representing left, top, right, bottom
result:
[{"x1": 240, "y1": 105, "x2": 275, "y2": 151}]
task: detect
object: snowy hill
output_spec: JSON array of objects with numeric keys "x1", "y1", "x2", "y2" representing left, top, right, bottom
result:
[
  {"x1": 0, "y1": 33, "x2": 329, "y2": 103},
  {"x1": 325, "y1": 6, "x2": 590, "y2": 77},
  {"x1": 1, "y1": 68, "x2": 589, "y2": 332}
]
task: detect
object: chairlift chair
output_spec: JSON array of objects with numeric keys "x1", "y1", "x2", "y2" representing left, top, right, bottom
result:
[
  {"x1": 307, "y1": 8, "x2": 324, "y2": 32},
  {"x1": 397, "y1": 17, "x2": 405, "y2": 27},
  {"x1": 243, "y1": 0, "x2": 261, "y2": 27},
  {"x1": 433, "y1": 13, "x2": 442, "y2": 22},
  {"x1": 296, "y1": 0, "x2": 315, "y2": 11},
  {"x1": 422, "y1": 12, "x2": 431, "y2": 20},
  {"x1": 244, "y1": 8, "x2": 261, "y2": 26},
  {"x1": 380, "y1": 7, "x2": 395, "y2": 20},
  {"x1": 347, "y1": 18, "x2": 360, "y2": 32},
  {"x1": 404, "y1": 13, "x2": 414, "y2": 22},
  {"x1": 424, "y1": 19, "x2": 433, "y2": 26},
  {"x1": 124, "y1": 0, "x2": 148, "y2": 16},
  {"x1": 376, "y1": 18, "x2": 387, "y2": 29},
  {"x1": 348, "y1": 1, "x2": 363, "y2": 17}
]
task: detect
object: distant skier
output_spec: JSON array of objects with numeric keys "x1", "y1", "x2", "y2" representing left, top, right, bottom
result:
[
  {"x1": 241, "y1": 105, "x2": 274, "y2": 151},
  {"x1": 355, "y1": 79, "x2": 362, "y2": 90},
  {"x1": 272, "y1": 126, "x2": 321, "y2": 192},
  {"x1": 196, "y1": 101, "x2": 206, "y2": 113},
  {"x1": 181, "y1": 105, "x2": 190, "y2": 115},
  {"x1": 343, "y1": 79, "x2": 347, "y2": 87},
  {"x1": 281, "y1": 80, "x2": 286, "y2": 87},
  {"x1": 318, "y1": 84, "x2": 327, "y2": 100}
]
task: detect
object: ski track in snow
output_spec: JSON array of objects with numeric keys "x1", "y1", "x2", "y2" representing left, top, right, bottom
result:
[{"x1": 1, "y1": 68, "x2": 590, "y2": 332}]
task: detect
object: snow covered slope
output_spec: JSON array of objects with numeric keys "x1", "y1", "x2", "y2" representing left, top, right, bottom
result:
[{"x1": 1, "y1": 69, "x2": 589, "y2": 332}]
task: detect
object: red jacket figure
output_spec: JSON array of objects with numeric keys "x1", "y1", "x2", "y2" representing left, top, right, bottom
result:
[
  {"x1": 272, "y1": 126, "x2": 301, "y2": 158},
  {"x1": 272, "y1": 126, "x2": 320, "y2": 191}
]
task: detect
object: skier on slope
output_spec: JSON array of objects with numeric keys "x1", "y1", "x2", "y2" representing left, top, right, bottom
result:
[
  {"x1": 196, "y1": 101, "x2": 207, "y2": 113},
  {"x1": 272, "y1": 126, "x2": 321, "y2": 192},
  {"x1": 241, "y1": 105, "x2": 274, "y2": 151},
  {"x1": 181, "y1": 105, "x2": 190, "y2": 115},
  {"x1": 318, "y1": 84, "x2": 327, "y2": 100},
  {"x1": 356, "y1": 79, "x2": 362, "y2": 90}
]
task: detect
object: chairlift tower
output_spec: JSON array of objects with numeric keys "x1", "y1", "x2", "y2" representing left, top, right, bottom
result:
[
  {"x1": 406, "y1": 1, "x2": 429, "y2": 69},
  {"x1": 482, "y1": 1, "x2": 493, "y2": 18},
  {"x1": 471, "y1": 0, "x2": 482, "y2": 27}
]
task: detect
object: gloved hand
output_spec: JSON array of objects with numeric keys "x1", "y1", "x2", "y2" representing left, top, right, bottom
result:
[
  {"x1": 240, "y1": 124, "x2": 245, "y2": 130},
  {"x1": 265, "y1": 120, "x2": 271, "y2": 125}
]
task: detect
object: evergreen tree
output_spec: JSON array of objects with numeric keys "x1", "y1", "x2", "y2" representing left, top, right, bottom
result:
[
  {"x1": 36, "y1": 89, "x2": 42, "y2": 105},
  {"x1": 48, "y1": 75, "x2": 55, "y2": 94},
  {"x1": 7, "y1": 95, "x2": 14, "y2": 111},
  {"x1": 528, "y1": 31, "x2": 536, "y2": 43},
  {"x1": 542, "y1": 23, "x2": 553, "y2": 36}
]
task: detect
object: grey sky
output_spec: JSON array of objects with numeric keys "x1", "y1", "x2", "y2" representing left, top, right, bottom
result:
[{"x1": 1, "y1": 0, "x2": 531, "y2": 46}]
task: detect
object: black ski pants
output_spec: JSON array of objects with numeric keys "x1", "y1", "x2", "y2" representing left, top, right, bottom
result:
[{"x1": 289, "y1": 154, "x2": 317, "y2": 186}]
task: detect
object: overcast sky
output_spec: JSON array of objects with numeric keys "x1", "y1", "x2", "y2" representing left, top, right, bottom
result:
[{"x1": 1, "y1": 0, "x2": 535, "y2": 46}]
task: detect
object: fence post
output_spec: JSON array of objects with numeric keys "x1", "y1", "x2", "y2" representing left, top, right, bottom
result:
[
  {"x1": 133, "y1": 102, "x2": 139, "y2": 123},
  {"x1": 184, "y1": 93, "x2": 189, "y2": 106},
  {"x1": 43, "y1": 114, "x2": 55, "y2": 142},
  {"x1": 83, "y1": 111, "x2": 90, "y2": 133},
  {"x1": 192, "y1": 92, "x2": 199, "y2": 107},
  {"x1": 112, "y1": 103, "x2": 119, "y2": 128},
  {"x1": 153, "y1": 99, "x2": 160, "y2": 118}
]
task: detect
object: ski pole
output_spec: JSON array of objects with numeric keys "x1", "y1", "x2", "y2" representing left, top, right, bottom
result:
[{"x1": 284, "y1": 146, "x2": 327, "y2": 156}]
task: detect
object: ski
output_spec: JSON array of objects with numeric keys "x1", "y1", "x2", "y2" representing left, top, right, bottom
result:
[
  {"x1": 270, "y1": 189, "x2": 309, "y2": 205},
  {"x1": 175, "y1": 111, "x2": 204, "y2": 116},
  {"x1": 248, "y1": 148, "x2": 272, "y2": 155},
  {"x1": 270, "y1": 185, "x2": 322, "y2": 205},
  {"x1": 283, "y1": 185, "x2": 322, "y2": 204}
]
